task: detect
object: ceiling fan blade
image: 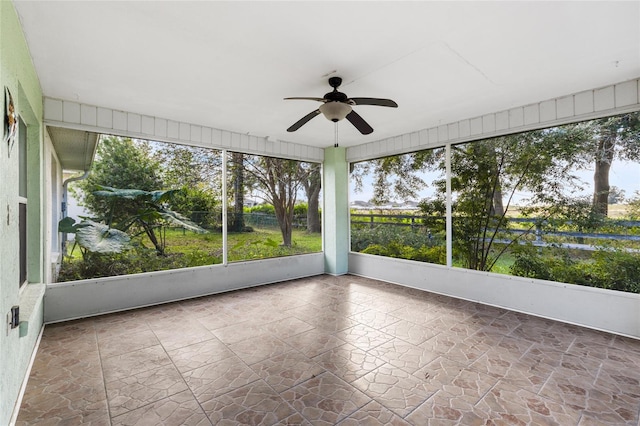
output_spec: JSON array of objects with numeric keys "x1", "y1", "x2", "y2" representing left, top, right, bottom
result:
[
  {"x1": 287, "y1": 109, "x2": 321, "y2": 132},
  {"x1": 284, "y1": 97, "x2": 326, "y2": 102},
  {"x1": 349, "y1": 97, "x2": 398, "y2": 108},
  {"x1": 346, "y1": 110, "x2": 374, "y2": 135}
]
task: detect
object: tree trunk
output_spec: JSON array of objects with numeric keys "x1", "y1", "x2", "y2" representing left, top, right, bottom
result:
[
  {"x1": 272, "y1": 197, "x2": 293, "y2": 247},
  {"x1": 230, "y1": 152, "x2": 245, "y2": 232},
  {"x1": 306, "y1": 187, "x2": 321, "y2": 233},
  {"x1": 593, "y1": 132, "x2": 615, "y2": 216},
  {"x1": 304, "y1": 165, "x2": 322, "y2": 233}
]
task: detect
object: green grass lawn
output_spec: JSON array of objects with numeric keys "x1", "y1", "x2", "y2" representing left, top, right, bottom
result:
[{"x1": 63, "y1": 226, "x2": 322, "y2": 275}]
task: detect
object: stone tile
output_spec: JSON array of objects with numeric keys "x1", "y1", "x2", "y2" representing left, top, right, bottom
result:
[
  {"x1": 352, "y1": 363, "x2": 434, "y2": 417},
  {"x1": 475, "y1": 381, "x2": 582, "y2": 425},
  {"x1": 184, "y1": 355, "x2": 260, "y2": 404},
  {"x1": 319, "y1": 300, "x2": 369, "y2": 317},
  {"x1": 281, "y1": 372, "x2": 371, "y2": 425},
  {"x1": 106, "y1": 364, "x2": 188, "y2": 417},
  {"x1": 405, "y1": 390, "x2": 487, "y2": 425},
  {"x1": 94, "y1": 312, "x2": 153, "y2": 339},
  {"x1": 386, "y1": 304, "x2": 442, "y2": 326},
  {"x1": 313, "y1": 343, "x2": 386, "y2": 383},
  {"x1": 579, "y1": 364, "x2": 640, "y2": 424},
  {"x1": 167, "y1": 337, "x2": 235, "y2": 373},
  {"x1": 334, "y1": 323, "x2": 394, "y2": 351},
  {"x1": 195, "y1": 309, "x2": 245, "y2": 331},
  {"x1": 338, "y1": 401, "x2": 410, "y2": 426},
  {"x1": 39, "y1": 319, "x2": 96, "y2": 343},
  {"x1": 509, "y1": 321, "x2": 576, "y2": 351},
  {"x1": 380, "y1": 319, "x2": 440, "y2": 346},
  {"x1": 611, "y1": 335, "x2": 640, "y2": 355},
  {"x1": 201, "y1": 380, "x2": 296, "y2": 425},
  {"x1": 276, "y1": 413, "x2": 312, "y2": 425},
  {"x1": 250, "y1": 350, "x2": 325, "y2": 392},
  {"x1": 111, "y1": 390, "x2": 210, "y2": 426},
  {"x1": 415, "y1": 356, "x2": 498, "y2": 405},
  {"x1": 17, "y1": 380, "x2": 109, "y2": 425},
  {"x1": 228, "y1": 334, "x2": 294, "y2": 365},
  {"x1": 369, "y1": 338, "x2": 440, "y2": 375},
  {"x1": 151, "y1": 320, "x2": 216, "y2": 351},
  {"x1": 263, "y1": 316, "x2": 315, "y2": 339},
  {"x1": 211, "y1": 321, "x2": 271, "y2": 345},
  {"x1": 349, "y1": 309, "x2": 402, "y2": 329},
  {"x1": 27, "y1": 349, "x2": 103, "y2": 393},
  {"x1": 98, "y1": 328, "x2": 160, "y2": 359},
  {"x1": 304, "y1": 313, "x2": 358, "y2": 333},
  {"x1": 468, "y1": 336, "x2": 534, "y2": 379},
  {"x1": 539, "y1": 358, "x2": 602, "y2": 411},
  {"x1": 102, "y1": 345, "x2": 172, "y2": 383},
  {"x1": 284, "y1": 328, "x2": 345, "y2": 358}
]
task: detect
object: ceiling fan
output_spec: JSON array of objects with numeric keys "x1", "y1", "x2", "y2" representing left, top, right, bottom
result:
[{"x1": 284, "y1": 77, "x2": 398, "y2": 135}]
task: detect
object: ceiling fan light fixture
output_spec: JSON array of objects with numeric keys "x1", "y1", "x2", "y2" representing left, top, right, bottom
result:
[{"x1": 319, "y1": 101, "x2": 352, "y2": 122}]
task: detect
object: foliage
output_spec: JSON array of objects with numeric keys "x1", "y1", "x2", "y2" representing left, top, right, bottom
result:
[
  {"x1": 627, "y1": 191, "x2": 640, "y2": 220},
  {"x1": 247, "y1": 204, "x2": 276, "y2": 215},
  {"x1": 58, "y1": 243, "x2": 222, "y2": 282},
  {"x1": 72, "y1": 136, "x2": 163, "y2": 225},
  {"x1": 362, "y1": 242, "x2": 446, "y2": 264},
  {"x1": 59, "y1": 217, "x2": 131, "y2": 254},
  {"x1": 351, "y1": 225, "x2": 445, "y2": 265},
  {"x1": 63, "y1": 186, "x2": 207, "y2": 258},
  {"x1": 58, "y1": 227, "x2": 321, "y2": 281},
  {"x1": 351, "y1": 149, "x2": 440, "y2": 204},
  {"x1": 510, "y1": 245, "x2": 640, "y2": 293},
  {"x1": 170, "y1": 185, "x2": 219, "y2": 228}
]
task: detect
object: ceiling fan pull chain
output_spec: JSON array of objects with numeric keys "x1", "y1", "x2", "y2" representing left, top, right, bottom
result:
[{"x1": 334, "y1": 122, "x2": 339, "y2": 147}]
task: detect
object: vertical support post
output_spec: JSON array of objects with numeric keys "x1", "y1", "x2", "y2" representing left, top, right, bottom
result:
[
  {"x1": 446, "y1": 144, "x2": 453, "y2": 268},
  {"x1": 323, "y1": 146, "x2": 349, "y2": 275},
  {"x1": 221, "y1": 150, "x2": 228, "y2": 265}
]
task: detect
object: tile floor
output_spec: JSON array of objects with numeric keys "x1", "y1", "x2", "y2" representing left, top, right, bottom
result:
[{"x1": 17, "y1": 274, "x2": 640, "y2": 425}]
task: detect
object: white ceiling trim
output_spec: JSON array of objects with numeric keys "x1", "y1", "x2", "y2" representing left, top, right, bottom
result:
[
  {"x1": 347, "y1": 78, "x2": 640, "y2": 163},
  {"x1": 43, "y1": 98, "x2": 325, "y2": 163}
]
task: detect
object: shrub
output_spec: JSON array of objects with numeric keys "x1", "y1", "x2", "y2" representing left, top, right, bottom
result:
[{"x1": 510, "y1": 245, "x2": 640, "y2": 293}]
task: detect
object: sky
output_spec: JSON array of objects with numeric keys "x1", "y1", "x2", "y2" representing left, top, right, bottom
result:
[{"x1": 350, "y1": 159, "x2": 640, "y2": 206}]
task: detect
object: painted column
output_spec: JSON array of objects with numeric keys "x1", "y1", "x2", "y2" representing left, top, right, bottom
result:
[{"x1": 323, "y1": 146, "x2": 349, "y2": 275}]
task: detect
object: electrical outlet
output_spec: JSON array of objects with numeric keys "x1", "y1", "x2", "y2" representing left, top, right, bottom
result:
[{"x1": 10, "y1": 306, "x2": 20, "y2": 328}]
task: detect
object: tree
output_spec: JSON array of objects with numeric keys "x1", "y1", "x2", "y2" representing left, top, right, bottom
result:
[
  {"x1": 358, "y1": 125, "x2": 589, "y2": 271},
  {"x1": 244, "y1": 156, "x2": 311, "y2": 246},
  {"x1": 153, "y1": 143, "x2": 221, "y2": 226},
  {"x1": 301, "y1": 163, "x2": 322, "y2": 233},
  {"x1": 74, "y1": 136, "x2": 163, "y2": 226},
  {"x1": 351, "y1": 150, "x2": 437, "y2": 205},
  {"x1": 444, "y1": 131, "x2": 585, "y2": 270},
  {"x1": 572, "y1": 113, "x2": 640, "y2": 216}
]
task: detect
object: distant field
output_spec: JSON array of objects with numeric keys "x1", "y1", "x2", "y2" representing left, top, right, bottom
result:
[{"x1": 506, "y1": 204, "x2": 630, "y2": 218}]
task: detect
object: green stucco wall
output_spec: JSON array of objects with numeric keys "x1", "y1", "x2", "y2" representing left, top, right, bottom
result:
[
  {"x1": 323, "y1": 147, "x2": 349, "y2": 274},
  {"x1": 0, "y1": 1, "x2": 46, "y2": 423}
]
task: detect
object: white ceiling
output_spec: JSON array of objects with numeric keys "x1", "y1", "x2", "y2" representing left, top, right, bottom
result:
[{"x1": 14, "y1": 1, "x2": 640, "y2": 149}]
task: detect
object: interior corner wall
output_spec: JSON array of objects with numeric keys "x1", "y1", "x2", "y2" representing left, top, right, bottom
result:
[
  {"x1": 0, "y1": 2, "x2": 46, "y2": 424},
  {"x1": 322, "y1": 147, "x2": 349, "y2": 274}
]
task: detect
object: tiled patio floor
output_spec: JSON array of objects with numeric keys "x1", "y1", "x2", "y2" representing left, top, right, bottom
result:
[{"x1": 17, "y1": 274, "x2": 640, "y2": 425}]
